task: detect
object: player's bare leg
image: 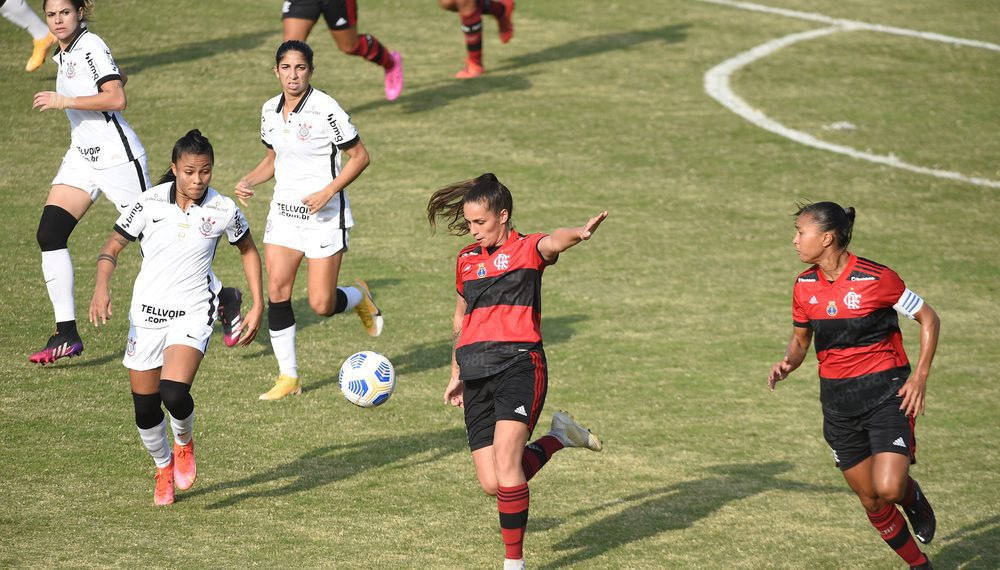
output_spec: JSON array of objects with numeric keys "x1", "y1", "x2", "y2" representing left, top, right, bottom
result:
[
  {"x1": 282, "y1": 17, "x2": 316, "y2": 41},
  {"x1": 331, "y1": 27, "x2": 403, "y2": 101}
]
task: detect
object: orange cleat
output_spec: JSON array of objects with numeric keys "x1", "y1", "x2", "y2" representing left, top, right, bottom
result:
[
  {"x1": 173, "y1": 438, "x2": 197, "y2": 491},
  {"x1": 154, "y1": 456, "x2": 175, "y2": 506},
  {"x1": 26, "y1": 32, "x2": 56, "y2": 72},
  {"x1": 455, "y1": 59, "x2": 485, "y2": 79},
  {"x1": 497, "y1": 0, "x2": 515, "y2": 43}
]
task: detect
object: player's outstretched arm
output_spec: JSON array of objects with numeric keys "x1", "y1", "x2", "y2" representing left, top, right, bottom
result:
[
  {"x1": 89, "y1": 233, "x2": 129, "y2": 326},
  {"x1": 768, "y1": 326, "x2": 812, "y2": 391},
  {"x1": 235, "y1": 233, "x2": 265, "y2": 346},
  {"x1": 235, "y1": 149, "x2": 277, "y2": 207},
  {"x1": 538, "y1": 210, "x2": 608, "y2": 262},
  {"x1": 33, "y1": 79, "x2": 127, "y2": 113},
  {"x1": 898, "y1": 301, "x2": 940, "y2": 417}
]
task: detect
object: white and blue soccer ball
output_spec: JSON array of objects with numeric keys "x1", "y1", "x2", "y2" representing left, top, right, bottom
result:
[{"x1": 339, "y1": 351, "x2": 396, "y2": 407}]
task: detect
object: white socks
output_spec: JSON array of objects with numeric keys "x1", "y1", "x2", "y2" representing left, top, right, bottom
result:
[
  {"x1": 137, "y1": 418, "x2": 172, "y2": 468},
  {"x1": 169, "y1": 411, "x2": 194, "y2": 446},
  {"x1": 41, "y1": 249, "x2": 75, "y2": 323},
  {"x1": 269, "y1": 324, "x2": 298, "y2": 378},
  {"x1": 339, "y1": 286, "x2": 363, "y2": 312},
  {"x1": 1, "y1": 0, "x2": 49, "y2": 40}
]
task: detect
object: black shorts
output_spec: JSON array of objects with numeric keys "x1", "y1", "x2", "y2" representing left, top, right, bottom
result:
[
  {"x1": 463, "y1": 349, "x2": 548, "y2": 452},
  {"x1": 281, "y1": 0, "x2": 357, "y2": 30},
  {"x1": 823, "y1": 395, "x2": 917, "y2": 471}
]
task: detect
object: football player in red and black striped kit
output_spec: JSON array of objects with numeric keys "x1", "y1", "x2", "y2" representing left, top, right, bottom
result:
[
  {"x1": 769, "y1": 202, "x2": 940, "y2": 570},
  {"x1": 438, "y1": 0, "x2": 514, "y2": 78},
  {"x1": 428, "y1": 173, "x2": 606, "y2": 570}
]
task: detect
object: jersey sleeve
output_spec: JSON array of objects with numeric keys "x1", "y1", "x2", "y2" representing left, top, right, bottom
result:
[
  {"x1": 791, "y1": 285, "x2": 809, "y2": 327},
  {"x1": 875, "y1": 267, "x2": 907, "y2": 308},
  {"x1": 89, "y1": 36, "x2": 122, "y2": 88},
  {"x1": 226, "y1": 204, "x2": 250, "y2": 245},
  {"x1": 260, "y1": 107, "x2": 274, "y2": 149},
  {"x1": 113, "y1": 200, "x2": 146, "y2": 241},
  {"x1": 324, "y1": 98, "x2": 360, "y2": 149},
  {"x1": 526, "y1": 233, "x2": 556, "y2": 268}
]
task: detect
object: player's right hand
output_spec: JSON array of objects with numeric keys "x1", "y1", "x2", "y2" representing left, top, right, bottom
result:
[
  {"x1": 234, "y1": 179, "x2": 255, "y2": 207},
  {"x1": 443, "y1": 376, "x2": 464, "y2": 408},
  {"x1": 768, "y1": 356, "x2": 793, "y2": 391},
  {"x1": 89, "y1": 289, "x2": 112, "y2": 326}
]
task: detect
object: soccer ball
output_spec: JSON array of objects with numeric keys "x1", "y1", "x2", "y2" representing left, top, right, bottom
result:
[{"x1": 339, "y1": 351, "x2": 396, "y2": 407}]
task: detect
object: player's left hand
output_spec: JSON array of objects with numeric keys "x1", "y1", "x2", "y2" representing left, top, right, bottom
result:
[
  {"x1": 237, "y1": 304, "x2": 264, "y2": 347},
  {"x1": 33, "y1": 91, "x2": 73, "y2": 111},
  {"x1": 302, "y1": 189, "x2": 335, "y2": 215},
  {"x1": 580, "y1": 211, "x2": 609, "y2": 240},
  {"x1": 898, "y1": 374, "x2": 928, "y2": 417},
  {"x1": 89, "y1": 290, "x2": 112, "y2": 326}
]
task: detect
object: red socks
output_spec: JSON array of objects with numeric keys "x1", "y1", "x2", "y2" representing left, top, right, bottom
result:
[
  {"x1": 521, "y1": 435, "x2": 563, "y2": 481},
  {"x1": 460, "y1": 11, "x2": 483, "y2": 65},
  {"x1": 497, "y1": 483, "x2": 529, "y2": 560},
  {"x1": 351, "y1": 33, "x2": 393, "y2": 69},
  {"x1": 866, "y1": 503, "x2": 928, "y2": 566}
]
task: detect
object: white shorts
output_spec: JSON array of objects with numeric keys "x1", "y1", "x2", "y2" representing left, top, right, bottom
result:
[
  {"x1": 122, "y1": 319, "x2": 213, "y2": 371},
  {"x1": 263, "y1": 215, "x2": 349, "y2": 259},
  {"x1": 52, "y1": 150, "x2": 151, "y2": 215}
]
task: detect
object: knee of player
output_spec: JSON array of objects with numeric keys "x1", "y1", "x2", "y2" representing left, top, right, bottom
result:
[
  {"x1": 478, "y1": 480, "x2": 498, "y2": 496},
  {"x1": 36, "y1": 205, "x2": 78, "y2": 250},
  {"x1": 438, "y1": 0, "x2": 458, "y2": 11},
  {"x1": 309, "y1": 295, "x2": 336, "y2": 316},
  {"x1": 876, "y1": 481, "x2": 907, "y2": 504}
]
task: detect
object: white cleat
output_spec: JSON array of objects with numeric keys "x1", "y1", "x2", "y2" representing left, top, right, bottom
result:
[
  {"x1": 503, "y1": 559, "x2": 526, "y2": 570},
  {"x1": 549, "y1": 411, "x2": 603, "y2": 451}
]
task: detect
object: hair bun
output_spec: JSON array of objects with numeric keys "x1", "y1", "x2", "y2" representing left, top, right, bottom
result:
[{"x1": 843, "y1": 206, "x2": 856, "y2": 221}]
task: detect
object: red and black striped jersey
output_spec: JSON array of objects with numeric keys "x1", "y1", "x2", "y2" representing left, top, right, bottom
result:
[
  {"x1": 792, "y1": 254, "x2": 911, "y2": 416},
  {"x1": 455, "y1": 231, "x2": 555, "y2": 380}
]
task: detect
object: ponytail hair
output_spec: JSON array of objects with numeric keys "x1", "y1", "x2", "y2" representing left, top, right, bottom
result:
[
  {"x1": 157, "y1": 129, "x2": 215, "y2": 185},
  {"x1": 795, "y1": 201, "x2": 856, "y2": 249},
  {"x1": 427, "y1": 173, "x2": 514, "y2": 236}
]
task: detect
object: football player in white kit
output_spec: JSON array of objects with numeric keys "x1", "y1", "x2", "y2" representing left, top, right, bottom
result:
[
  {"x1": 89, "y1": 130, "x2": 264, "y2": 506},
  {"x1": 236, "y1": 40, "x2": 383, "y2": 401},
  {"x1": 29, "y1": 0, "x2": 149, "y2": 364},
  {"x1": 1, "y1": 0, "x2": 56, "y2": 71}
]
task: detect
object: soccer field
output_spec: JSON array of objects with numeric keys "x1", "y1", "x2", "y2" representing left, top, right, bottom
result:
[{"x1": 2, "y1": 0, "x2": 998, "y2": 567}]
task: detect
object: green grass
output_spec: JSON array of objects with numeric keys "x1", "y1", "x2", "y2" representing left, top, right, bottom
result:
[{"x1": 2, "y1": 0, "x2": 999, "y2": 567}]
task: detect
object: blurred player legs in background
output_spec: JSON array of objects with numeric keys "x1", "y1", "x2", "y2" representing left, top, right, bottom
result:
[
  {"x1": 281, "y1": 0, "x2": 403, "y2": 100},
  {"x1": 438, "y1": 0, "x2": 514, "y2": 79},
  {"x1": 1, "y1": 0, "x2": 56, "y2": 71}
]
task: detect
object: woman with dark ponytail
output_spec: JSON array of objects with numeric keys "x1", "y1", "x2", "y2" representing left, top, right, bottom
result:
[
  {"x1": 89, "y1": 130, "x2": 264, "y2": 506},
  {"x1": 768, "y1": 201, "x2": 940, "y2": 569},
  {"x1": 428, "y1": 173, "x2": 607, "y2": 570}
]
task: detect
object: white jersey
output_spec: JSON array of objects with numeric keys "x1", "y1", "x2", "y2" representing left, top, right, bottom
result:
[
  {"x1": 114, "y1": 182, "x2": 250, "y2": 329},
  {"x1": 54, "y1": 29, "x2": 145, "y2": 169},
  {"x1": 260, "y1": 86, "x2": 359, "y2": 228}
]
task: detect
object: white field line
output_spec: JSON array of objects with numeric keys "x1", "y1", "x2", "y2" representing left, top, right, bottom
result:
[{"x1": 700, "y1": 0, "x2": 1000, "y2": 188}]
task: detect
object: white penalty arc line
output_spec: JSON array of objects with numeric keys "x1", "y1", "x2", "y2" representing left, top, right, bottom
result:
[{"x1": 700, "y1": 0, "x2": 1000, "y2": 189}]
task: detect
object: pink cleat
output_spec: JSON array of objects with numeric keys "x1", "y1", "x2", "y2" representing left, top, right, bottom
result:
[
  {"x1": 384, "y1": 51, "x2": 404, "y2": 101},
  {"x1": 29, "y1": 332, "x2": 84, "y2": 365}
]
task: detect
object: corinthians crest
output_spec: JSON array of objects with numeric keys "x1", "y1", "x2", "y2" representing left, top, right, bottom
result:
[
  {"x1": 296, "y1": 122, "x2": 312, "y2": 141},
  {"x1": 199, "y1": 216, "x2": 216, "y2": 236}
]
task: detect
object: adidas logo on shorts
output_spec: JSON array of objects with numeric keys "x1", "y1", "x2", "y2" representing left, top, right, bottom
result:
[
  {"x1": 892, "y1": 437, "x2": 906, "y2": 448},
  {"x1": 514, "y1": 405, "x2": 527, "y2": 417}
]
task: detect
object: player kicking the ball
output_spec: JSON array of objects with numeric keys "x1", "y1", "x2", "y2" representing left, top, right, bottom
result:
[{"x1": 428, "y1": 173, "x2": 605, "y2": 569}]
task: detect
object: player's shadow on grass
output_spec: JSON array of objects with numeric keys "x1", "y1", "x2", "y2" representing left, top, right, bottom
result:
[
  {"x1": 493, "y1": 23, "x2": 690, "y2": 73},
  {"x1": 116, "y1": 30, "x2": 274, "y2": 76},
  {"x1": 932, "y1": 514, "x2": 1000, "y2": 568},
  {"x1": 540, "y1": 461, "x2": 843, "y2": 569},
  {"x1": 389, "y1": 313, "x2": 589, "y2": 376},
  {"x1": 185, "y1": 427, "x2": 465, "y2": 509},
  {"x1": 350, "y1": 24, "x2": 688, "y2": 115}
]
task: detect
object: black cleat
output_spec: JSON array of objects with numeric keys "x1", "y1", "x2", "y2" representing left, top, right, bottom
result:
[
  {"x1": 218, "y1": 287, "x2": 243, "y2": 347},
  {"x1": 910, "y1": 558, "x2": 932, "y2": 570},
  {"x1": 902, "y1": 479, "x2": 936, "y2": 544}
]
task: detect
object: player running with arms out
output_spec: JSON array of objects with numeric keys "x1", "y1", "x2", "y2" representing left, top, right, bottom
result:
[
  {"x1": 427, "y1": 173, "x2": 605, "y2": 570},
  {"x1": 89, "y1": 130, "x2": 264, "y2": 506},
  {"x1": 236, "y1": 40, "x2": 383, "y2": 401},
  {"x1": 29, "y1": 0, "x2": 152, "y2": 364},
  {"x1": 438, "y1": 0, "x2": 514, "y2": 78},
  {"x1": 768, "y1": 202, "x2": 940, "y2": 570},
  {"x1": 1, "y1": 0, "x2": 56, "y2": 71},
  {"x1": 282, "y1": 0, "x2": 404, "y2": 100}
]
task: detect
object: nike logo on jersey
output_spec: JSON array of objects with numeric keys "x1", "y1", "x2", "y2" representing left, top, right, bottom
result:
[{"x1": 152, "y1": 217, "x2": 165, "y2": 223}]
